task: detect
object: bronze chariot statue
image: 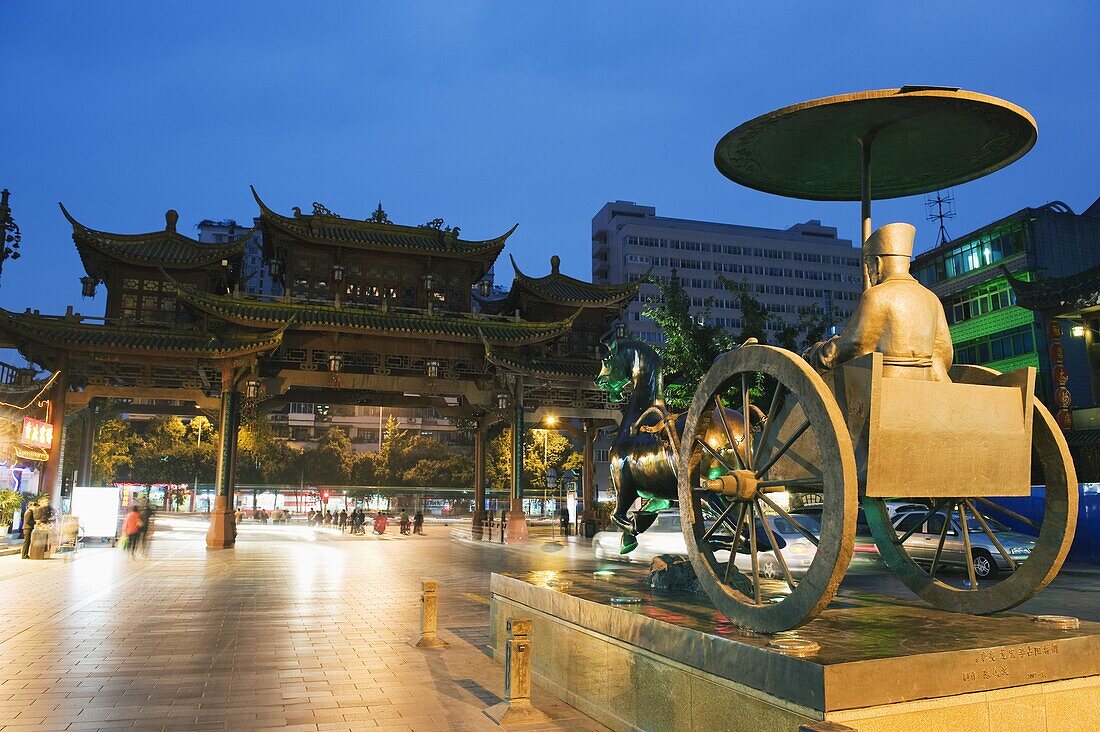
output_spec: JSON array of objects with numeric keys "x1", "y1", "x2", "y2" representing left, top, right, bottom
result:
[{"x1": 594, "y1": 88, "x2": 1078, "y2": 633}]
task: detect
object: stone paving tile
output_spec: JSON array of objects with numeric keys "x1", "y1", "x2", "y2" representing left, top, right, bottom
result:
[{"x1": 0, "y1": 527, "x2": 606, "y2": 731}]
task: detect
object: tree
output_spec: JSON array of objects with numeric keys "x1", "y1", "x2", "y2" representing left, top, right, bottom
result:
[
  {"x1": 523, "y1": 429, "x2": 579, "y2": 492},
  {"x1": 642, "y1": 274, "x2": 734, "y2": 410},
  {"x1": 92, "y1": 418, "x2": 137, "y2": 485},
  {"x1": 485, "y1": 428, "x2": 512, "y2": 493},
  {"x1": 302, "y1": 427, "x2": 354, "y2": 485}
]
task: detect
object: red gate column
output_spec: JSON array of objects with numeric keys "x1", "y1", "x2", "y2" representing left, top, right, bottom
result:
[
  {"x1": 472, "y1": 419, "x2": 487, "y2": 539},
  {"x1": 506, "y1": 377, "x2": 529, "y2": 542},
  {"x1": 207, "y1": 366, "x2": 241, "y2": 549},
  {"x1": 43, "y1": 355, "x2": 69, "y2": 512},
  {"x1": 582, "y1": 419, "x2": 596, "y2": 538}
]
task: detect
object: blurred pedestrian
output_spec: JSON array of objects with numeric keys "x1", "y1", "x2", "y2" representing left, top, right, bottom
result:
[
  {"x1": 137, "y1": 502, "x2": 154, "y2": 556},
  {"x1": 373, "y1": 512, "x2": 388, "y2": 535},
  {"x1": 338, "y1": 509, "x2": 347, "y2": 531},
  {"x1": 122, "y1": 506, "x2": 142, "y2": 557},
  {"x1": 20, "y1": 499, "x2": 36, "y2": 559},
  {"x1": 399, "y1": 509, "x2": 411, "y2": 535},
  {"x1": 413, "y1": 510, "x2": 424, "y2": 535}
]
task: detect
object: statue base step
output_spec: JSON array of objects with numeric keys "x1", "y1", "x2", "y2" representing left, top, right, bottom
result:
[{"x1": 489, "y1": 569, "x2": 1100, "y2": 732}]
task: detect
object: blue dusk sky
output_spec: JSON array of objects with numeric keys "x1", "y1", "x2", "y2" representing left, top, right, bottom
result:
[{"x1": 2, "y1": 2, "x2": 1097, "y2": 318}]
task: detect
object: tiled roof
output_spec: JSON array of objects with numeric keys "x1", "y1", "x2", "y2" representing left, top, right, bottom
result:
[
  {"x1": 510, "y1": 255, "x2": 640, "y2": 307},
  {"x1": 0, "y1": 309, "x2": 285, "y2": 359},
  {"x1": 1006, "y1": 265, "x2": 1100, "y2": 316},
  {"x1": 172, "y1": 284, "x2": 578, "y2": 345},
  {"x1": 252, "y1": 187, "x2": 514, "y2": 260},
  {"x1": 0, "y1": 375, "x2": 58, "y2": 411},
  {"x1": 483, "y1": 342, "x2": 600, "y2": 381},
  {"x1": 60, "y1": 204, "x2": 247, "y2": 273}
]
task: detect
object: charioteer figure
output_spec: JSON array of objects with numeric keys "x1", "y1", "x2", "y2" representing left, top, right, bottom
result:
[{"x1": 803, "y1": 222, "x2": 953, "y2": 382}]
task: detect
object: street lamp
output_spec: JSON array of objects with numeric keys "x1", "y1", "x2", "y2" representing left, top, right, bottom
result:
[{"x1": 0, "y1": 189, "x2": 23, "y2": 286}]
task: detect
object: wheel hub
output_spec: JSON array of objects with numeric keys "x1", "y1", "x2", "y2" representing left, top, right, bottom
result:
[{"x1": 705, "y1": 470, "x2": 759, "y2": 500}]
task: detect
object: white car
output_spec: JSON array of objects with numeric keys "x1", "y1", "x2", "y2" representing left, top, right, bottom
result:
[{"x1": 593, "y1": 511, "x2": 819, "y2": 579}]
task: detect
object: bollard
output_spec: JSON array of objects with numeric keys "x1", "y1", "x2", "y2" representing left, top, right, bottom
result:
[
  {"x1": 408, "y1": 580, "x2": 449, "y2": 649},
  {"x1": 485, "y1": 618, "x2": 550, "y2": 726}
]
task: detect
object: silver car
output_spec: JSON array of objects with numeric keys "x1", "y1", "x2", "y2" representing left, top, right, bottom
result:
[
  {"x1": 593, "y1": 511, "x2": 819, "y2": 579},
  {"x1": 891, "y1": 509, "x2": 1036, "y2": 579}
]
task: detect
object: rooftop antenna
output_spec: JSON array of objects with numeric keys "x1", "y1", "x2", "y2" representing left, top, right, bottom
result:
[{"x1": 924, "y1": 189, "x2": 956, "y2": 247}]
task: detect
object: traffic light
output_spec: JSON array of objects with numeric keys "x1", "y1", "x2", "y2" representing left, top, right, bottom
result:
[{"x1": 61, "y1": 476, "x2": 74, "y2": 499}]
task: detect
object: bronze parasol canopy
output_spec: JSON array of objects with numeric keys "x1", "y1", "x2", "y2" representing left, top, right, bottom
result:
[{"x1": 713, "y1": 86, "x2": 1037, "y2": 247}]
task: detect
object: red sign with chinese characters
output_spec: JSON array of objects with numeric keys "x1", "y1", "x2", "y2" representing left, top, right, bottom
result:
[{"x1": 21, "y1": 417, "x2": 53, "y2": 449}]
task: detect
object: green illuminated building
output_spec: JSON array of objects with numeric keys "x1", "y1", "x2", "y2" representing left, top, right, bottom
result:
[{"x1": 912, "y1": 198, "x2": 1100, "y2": 411}]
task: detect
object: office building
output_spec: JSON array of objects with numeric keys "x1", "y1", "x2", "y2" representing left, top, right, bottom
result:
[
  {"x1": 592, "y1": 202, "x2": 862, "y2": 345},
  {"x1": 912, "y1": 198, "x2": 1100, "y2": 412}
]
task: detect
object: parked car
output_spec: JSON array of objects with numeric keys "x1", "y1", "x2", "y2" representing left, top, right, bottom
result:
[
  {"x1": 592, "y1": 511, "x2": 819, "y2": 579},
  {"x1": 890, "y1": 509, "x2": 1036, "y2": 579},
  {"x1": 789, "y1": 503, "x2": 882, "y2": 564}
]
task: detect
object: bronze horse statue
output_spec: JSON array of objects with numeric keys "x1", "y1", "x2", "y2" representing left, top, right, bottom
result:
[{"x1": 595, "y1": 339, "x2": 750, "y2": 553}]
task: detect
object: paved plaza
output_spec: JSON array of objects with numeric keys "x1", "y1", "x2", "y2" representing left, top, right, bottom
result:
[
  {"x1": 0, "y1": 521, "x2": 606, "y2": 732},
  {"x1": 2, "y1": 519, "x2": 1098, "y2": 732}
]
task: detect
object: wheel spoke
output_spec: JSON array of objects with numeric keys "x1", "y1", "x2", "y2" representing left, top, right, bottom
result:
[
  {"x1": 757, "y1": 492, "x2": 819, "y2": 547},
  {"x1": 747, "y1": 500, "x2": 761, "y2": 605},
  {"x1": 754, "y1": 419, "x2": 810, "y2": 479},
  {"x1": 723, "y1": 502, "x2": 749, "y2": 583},
  {"x1": 755, "y1": 499, "x2": 796, "y2": 592},
  {"x1": 712, "y1": 395, "x2": 745, "y2": 470},
  {"x1": 894, "y1": 500, "x2": 946, "y2": 545},
  {"x1": 966, "y1": 499, "x2": 1017, "y2": 572},
  {"x1": 695, "y1": 438, "x2": 738, "y2": 474},
  {"x1": 742, "y1": 373, "x2": 753, "y2": 468},
  {"x1": 973, "y1": 497, "x2": 1040, "y2": 530},
  {"x1": 702, "y1": 499, "x2": 740, "y2": 543},
  {"x1": 958, "y1": 501, "x2": 979, "y2": 589},
  {"x1": 929, "y1": 501, "x2": 953, "y2": 579},
  {"x1": 753, "y1": 382, "x2": 786, "y2": 466}
]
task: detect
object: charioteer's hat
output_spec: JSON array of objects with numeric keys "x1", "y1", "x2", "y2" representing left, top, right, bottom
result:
[{"x1": 862, "y1": 222, "x2": 916, "y2": 259}]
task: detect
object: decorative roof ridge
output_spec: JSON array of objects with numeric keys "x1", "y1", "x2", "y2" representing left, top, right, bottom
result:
[
  {"x1": 170, "y1": 279, "x2": 582, "y2": 344},
  {"x1": 60, "y1": 202, "x2": 255, "y2": 248},
  {"x1": 250, "y1": 185, "x2": 518, "y2": 249}
]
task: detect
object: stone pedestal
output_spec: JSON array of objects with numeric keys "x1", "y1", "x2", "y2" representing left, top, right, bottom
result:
[
  {"x1": 489, "y1": 569, "x2": 1100, "y2": 732},
  {"x1": 205, "y1": 496, "x2": 236, "y2": 549},
  {"x1": 505, "y1": 504, "x2": 529, "y2": 543}
]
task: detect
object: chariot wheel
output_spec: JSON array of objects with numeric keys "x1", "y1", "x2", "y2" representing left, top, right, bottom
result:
[
  {"x1": 678, "y1": 344, "x2": 857, "y2": 632},
  {"x1": 865, "y1": 364, "x2": 1078, "y2": 615}
]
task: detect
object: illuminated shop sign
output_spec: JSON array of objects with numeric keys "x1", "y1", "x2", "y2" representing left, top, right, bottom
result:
[{"x1": 21, "y1": 417, "x2": 54, "y2": 449}]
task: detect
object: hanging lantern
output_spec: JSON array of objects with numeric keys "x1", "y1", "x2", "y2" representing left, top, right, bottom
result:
[
  {"x1": 80, "y1": 276, "x2": 99, "y2": 298},
  {"x1": 244, "y1": 379, "x2": 261, "y2": 399},
  {"x1": 424, "y1": 273, "x2": 435, "y2": 292},
  {"x1": 329, "y1": 354, "x2": 344, "y2": 373},
  {"x1": 269, "y1": 258, "x2": 282, "y2": 277},
  {"x1": 426, "y1": 359, "x2": 440, "y2": 379},
  {"x1": 332, "y1": 263, "x2": 345, "y2": 283},
  {"x1": 478, "y1": 279, "x2": 491, "y2": 297},
  {"x1": 496, "y1": 392, "x2": 509, "y2": 410}
]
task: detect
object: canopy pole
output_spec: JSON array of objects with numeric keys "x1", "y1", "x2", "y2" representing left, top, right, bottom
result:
[{"x1": 859, "y1": 133, "x2": 876, "y2": 292}]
